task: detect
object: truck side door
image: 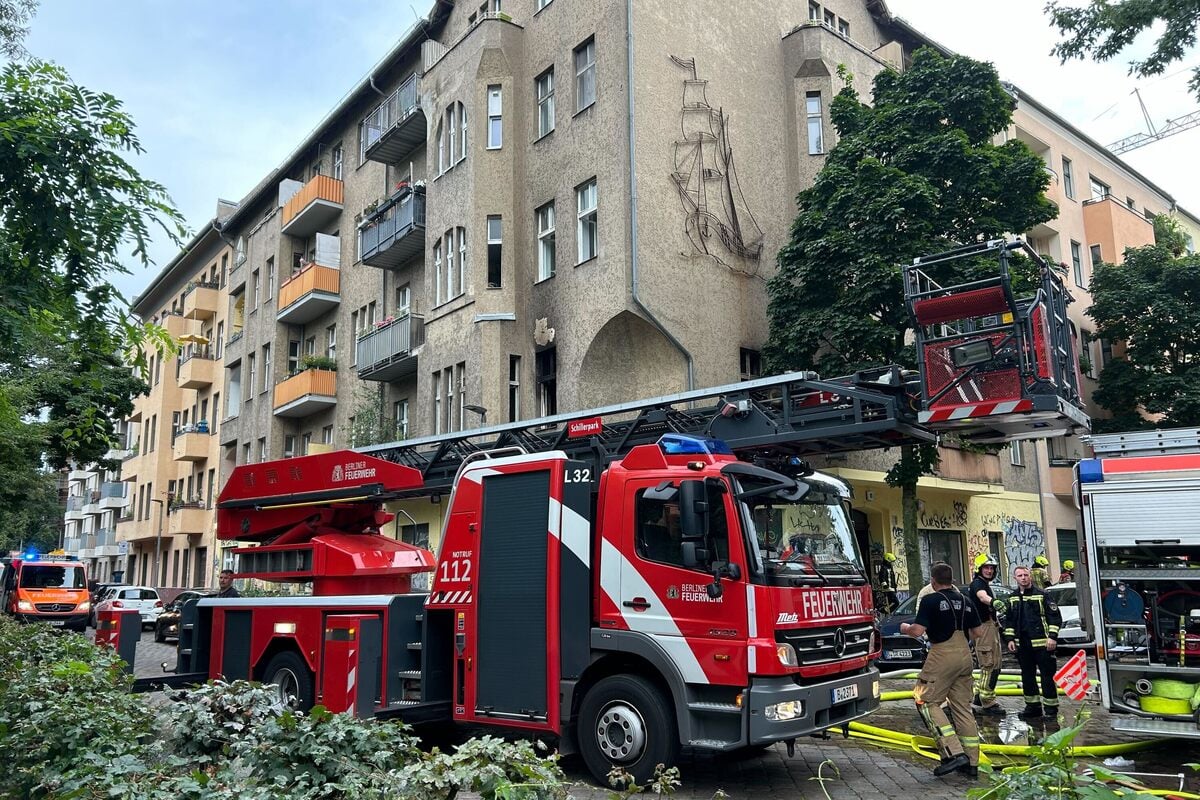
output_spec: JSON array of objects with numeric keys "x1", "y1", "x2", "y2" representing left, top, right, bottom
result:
[{"x1": 617, "y1": 479, "x2": 748, "y2": 686}]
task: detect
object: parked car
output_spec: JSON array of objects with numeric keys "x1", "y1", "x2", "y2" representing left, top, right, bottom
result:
[
  {"x1": 92, "y1": 585, "x2": 163, "y2": 630},
  {"x1": 1045, "y1": 582, "x2": 1094, "y2": 650},
  {"x1": 878, "y1": 583, "x2": 1014, "y2": 672},
  {"x1": 88, "y1": 584, "x2": 123, "y2": 628},
  {"x1": 154, "y1": 589, "x2": 213, "y2": 643},
  {"x1": 89, "y1": 581, "x2": 126, "y2": 607}
]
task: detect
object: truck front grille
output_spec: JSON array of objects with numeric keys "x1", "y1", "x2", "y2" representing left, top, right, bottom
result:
[
  {"x1": 35, "y1": 603, "x2": 75, "y2": 613},
  {"x1": 776, "y1": 622, "x2": 874, "y2": 666}
]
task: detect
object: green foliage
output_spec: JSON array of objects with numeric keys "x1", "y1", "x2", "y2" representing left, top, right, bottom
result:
[
  {"x1": 0, "y1": 0, "x2": 35, "y2": 59},
  {"x1": 345, "y1": 384, "x2": 403, "y2": 448},
  {"x1": 967, "y1": 708, "x2": 1159, "y2": 800},
  {"x1": 1047, "y1": 0, "x2": 1200, "y2": 101},
  {"x1": 299, "y1": 354, "x2": 338, "y2": 372},
  {"x1": 0, "y1": 616, "x2": 573, "y2": 800},
  {"x1": 1087, "y1": 239, "x2": 1200, "y2": 431},
  {"x1": 765, "y1": 48, "x2": 1052, "y2": 589}
]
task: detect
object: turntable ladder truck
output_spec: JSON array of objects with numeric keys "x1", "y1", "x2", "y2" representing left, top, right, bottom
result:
[{"x1": 164, "y1": 239, "x2": 1086, "y2": 784}]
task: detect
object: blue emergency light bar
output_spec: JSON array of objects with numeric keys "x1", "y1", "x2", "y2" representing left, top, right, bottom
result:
[
  {"x1": 1078, "y1": 459, "x2": 1104, "y2": 483},
  {"x1": 658, "y1": 434, "x2": 733, "y2": 456}
]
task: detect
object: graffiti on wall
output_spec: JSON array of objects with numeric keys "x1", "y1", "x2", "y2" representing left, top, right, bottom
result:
[
  {"x1": 890, "y1": 525, "x2": 909, "y2": 590},
  {"x1": 1003, "y1": 518, "x2": 1044, "y2": 574},
  {"x1": 918, "y1": 501, "x2": 968, "y2": 530},
  {"x1": 966, "y1": 528, "x2": 990, "y2": 566}
]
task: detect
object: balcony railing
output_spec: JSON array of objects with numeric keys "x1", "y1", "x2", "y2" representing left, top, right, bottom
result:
[
  {"x1": 182, "y1": 281, "x2": 220, "y2": 320},
  {"x1": 66, "y1": 495, "x2": 86, "y2": 519},
  {"x1": 361, "y1": 74, "x2": 425, "y2": 164},
  {"x1": 357, "y1": 314, "x2": 425, "y2": 382},
  {"x1": 273, "y1": 368, "x2": 338, "y2": 418},
  {"x1": 168, "y1": 502, "x2": 209, "y2": 536},
  {"x1": 99, "y1": 481, "x2": 129, "y2": 509},
  {"x1": 360, "y1": 189, "x2": 426, "y2": 269},
  {"x1": 281, "y1": 174, "x2": 344, "y2": 238},
  {"x1": 277, "y1": 262, "x2": 341, "y2": 324}
]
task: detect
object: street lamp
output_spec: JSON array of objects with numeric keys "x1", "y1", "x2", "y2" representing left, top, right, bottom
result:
[
  {"x1": 149, "y1": 497, "x2": 166, "y2": 588},
  {"x1": 464, "y1": 404, "x2": 488, "y2": 426}
]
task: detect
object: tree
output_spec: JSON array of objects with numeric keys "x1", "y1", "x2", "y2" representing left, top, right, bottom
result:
[
  {"x1": 1088, "y1": 217, "x2": 1200, "y2": 432},
  {"x1": 1047, "y1": 1, "x2": 1200, "y2": 101},
  {"x1": 765, "y1": 49, "x2": 1054, "y2": 590},
  {"x1": 344, "y1": 384, "x2": 403, "y2": 448}
]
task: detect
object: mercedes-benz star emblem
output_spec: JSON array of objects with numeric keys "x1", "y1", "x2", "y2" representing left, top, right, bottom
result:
[{"x1": 833, "y1": 627, "x2": 847, "y2": 657}]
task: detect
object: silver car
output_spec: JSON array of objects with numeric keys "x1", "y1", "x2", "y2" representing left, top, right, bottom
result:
[{"x1": 93, "y1": 585, "x2": 163, "y2": 630}]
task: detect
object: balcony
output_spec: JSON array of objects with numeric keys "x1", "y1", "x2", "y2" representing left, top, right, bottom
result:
[
  {"x1": 172, "y1": 425, "x2": 212, "y2": 462},
  {"x1": 160, "y1": 311, "x2": 188, "y2": 337},
  {"x1": 276, "y1": 262, "x2": 341, "y2": 324},
  {"x1": 68, "y1": 467, "x2": 91, "y2": 482},
  {"x1": 64, "y1": 538, "x2": 82, "y2": 554},
  {"x1": 357, "y1": 314, "x2": 425, "y2": 382},
  {"x1": 273, "y1": 368, "x2": 337, "y2": 418},
  {"x1": 281, "y1": 174, "x2": 344, "y2": 238},
  {"x1": 83, "y1": 489, "x2": 103, "y2": 516},
  {"x1": 360, "y1": 188, "x2": 426, "y2": 269},
  {"x1": 65, "y1": 495, "x2": 86, "y2": 521},
  {"x1": 168, "y1": 503, "x2": 209, "y2": 536},
  {"x1": 95, "y1": 528, "x2": 119, "y2": 557},
  {"x1": 1082, "y1": 195, "x2": 1155, "y2": 263},
  {"x1": 182, "y1": 282, "x2": 220, "y2": 320},
  {"x1": 362, "y1": 74, "x2": 425, "y2": 164},
  {"x1": 99, "y1": 481, "x2": 130, "y2": 509},
  {"x1": 178, "y1": 348, "x2": 218, "y2": 389}
]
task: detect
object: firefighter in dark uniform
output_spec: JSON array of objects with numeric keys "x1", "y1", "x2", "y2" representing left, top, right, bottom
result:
[
  {"x1": 968, "y1": 553, "x2": 1004, "y2": 716},
  {"x1": 999, "y1": 565, "x2": 1063, "y2": 720},
  {"x1": 900, "y1": 561, "x2": 983, "y2": 778},
  {"x1": 876, "y1": 552, "x2": 899, "y2": 614}
]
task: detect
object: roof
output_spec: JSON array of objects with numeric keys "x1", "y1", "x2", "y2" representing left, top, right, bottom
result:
[{"x1": 131, "y1": 222, "x2": 227, "y2": 317}]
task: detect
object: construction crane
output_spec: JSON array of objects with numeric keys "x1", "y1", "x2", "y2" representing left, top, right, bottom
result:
[{"x1": 1106, "y1": 88, "x2": 1200, "y2": 155}]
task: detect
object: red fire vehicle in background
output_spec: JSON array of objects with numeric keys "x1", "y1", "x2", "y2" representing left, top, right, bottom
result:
[{"x1": 155, "y1": 240, "x2": 1085, "y2": 784}]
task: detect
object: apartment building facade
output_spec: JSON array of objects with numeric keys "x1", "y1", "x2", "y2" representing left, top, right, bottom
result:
[
  {"x1": 112, "y1": 216, "x2": 234, "y2": 589},
  {"x1": 61, "y1": 450, "x2": 130, "y2": 583}
]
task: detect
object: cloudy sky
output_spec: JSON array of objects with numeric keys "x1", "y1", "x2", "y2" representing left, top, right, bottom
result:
[{"x1": 24, "y1": 1, "x2": 1200, "y2": 301}]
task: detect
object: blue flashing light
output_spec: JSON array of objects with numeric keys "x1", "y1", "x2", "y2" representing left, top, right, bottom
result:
[
  {"x1": 1078, "y1": 459, "x2": 1104, "y2": 484},
  {"x1": 23, "y1": 551, "x2": 36, "y2": 561},
  {"x1": 658, "y1": 434, "x2": 733, "y2": 456}
]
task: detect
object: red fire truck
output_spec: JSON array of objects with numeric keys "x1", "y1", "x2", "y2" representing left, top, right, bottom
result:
[{"x1": 158, "y1": 240, "x2": 1085, "y2": 784}]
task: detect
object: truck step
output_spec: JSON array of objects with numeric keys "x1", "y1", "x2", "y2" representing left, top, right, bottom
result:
[
  {"x1": 1111, "y1": 718, "x2": 1200, "y2": 738},
  {"x1": 397, "y1": 670, "x2": 422, "y2": 678},
  {"x1": 407, "y1": 641, "x2": 423, "y2": 650},
  {"x1": 688, "y1": 701, "x2": 742, "y2": 715},
  {"x1": 687, "y1": 738, "x2": 742, "y2": 751}
]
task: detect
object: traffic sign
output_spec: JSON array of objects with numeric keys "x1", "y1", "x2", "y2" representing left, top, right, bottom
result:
[{"x1": 1054, "y1": 649, "x2": 1090, "y2": 700}]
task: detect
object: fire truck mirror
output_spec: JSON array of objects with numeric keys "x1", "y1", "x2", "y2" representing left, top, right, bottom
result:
[
  {"x1": 681, "y1": 541, "x2": 709, "y2": 570},
  {"x1": 678, "y1": 480, "x2": 709, "y2": 540}
]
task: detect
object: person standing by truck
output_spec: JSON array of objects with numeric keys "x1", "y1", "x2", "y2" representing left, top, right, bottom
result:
[
  {"x1": 1000, "y1": 565, "x2": 1062, "y2": 720},
  {"x1": 969, "y1": 554, "x2": 1005, "y2": 716},
  {"x1": 876, "y1": 552, "x2": 899, "y2": 614},
  {"x1": 900, "y1": 562, "x2": 983, "y2": 778},
  {"x1": 1031, "y1": 556, "x2": 1051, "y2": 589}
]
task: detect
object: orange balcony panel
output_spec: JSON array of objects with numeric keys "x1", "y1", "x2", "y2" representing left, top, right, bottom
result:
[
  {"x1": 178, "y1": 355, "x2": 217, "y2": 389},
  {"x1": 1049, "y1": 463, "x2": 1076, "y2": 497},
  {"x1": 172, "y1": 430, "x2": 211, "y2": 463},
  {"x1": 1082, "y1": 197, "x2": 1155, "y2": 267},
  {"x1": 273, "y1": 368, "x2": 337, "y2": 418},
  {"x1": 281, "y1": 175, "x2": 344, "y2": 238},
  {"x1": 182, "y1": 285, "x2": 219, "y2": 320},
  {"x1": 168, "y1": 505, "x2": 209, "y2": 536},
  {"x1": 277, "y1": 264, "x2": 341, "y2": 325},
  {"x1": 936, "y1": 446, "x2": 1002, "y2": 484}
]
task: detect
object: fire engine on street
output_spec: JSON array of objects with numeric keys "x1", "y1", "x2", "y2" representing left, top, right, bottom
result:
[{"x1": 124, "y1": 240, "x2": 1087, "y2": 784}]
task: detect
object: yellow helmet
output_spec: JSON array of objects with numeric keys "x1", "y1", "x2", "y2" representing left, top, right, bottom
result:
[
  {"x1": 1063, "y1": 560, "x2": 1075, "y2": 570},
  {"x1": 974, "y1": 553, "x2": 999, "y2": 570},
  {"x1": 884, "y1": 552, "x2": 896, "y2": 563},
  {"x1": 1035, "y1": 555, "x2": 1050, "y2": 567}
]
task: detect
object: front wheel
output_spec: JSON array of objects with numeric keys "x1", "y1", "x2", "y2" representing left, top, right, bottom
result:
[
  {"x1": 577, "y1": 674, "x2": 679, "y2": 788},
  {"x1": 262, "y1": 651, "x2": 315, "y2": 712}
]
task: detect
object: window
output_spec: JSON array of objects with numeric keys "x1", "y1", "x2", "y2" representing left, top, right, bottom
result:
[
  {"x1": 1081, "y1": 329, "x2": 1097, "y2": 378},
  {"x1": 332, "y1": 143, "x2": 343, "y2": 181},
  {"x1": 458, "y1": 226, "x2": 467, "y2": 296},
  {"x1": 1070, "y1": 241, "x2": 1084, "y2": 288},
  {"x1": 258, "y1": 438, "x2": 267, "y2": 463},
  {"x1": 215, "y1": 321, "x2": 224, "y2": 358},
  {"x1": 242, "y1": 442, "x2": 251, "y2": 464},
  {"x1": 809, "y1": 2, "x2": 820, "y2": 21},
  {"x1": 235, "y1": 236, "x2": 246, "y2": 265},
  {"x1": 445, "y1": 365, "x2": 455, "y2": 433},
  {"x1": 261, "y1": 345, "x2": 271, "y2": 393},
  {"x1": 806, "y1": 91, "x2": 824, "y2": 155},
  {"x1": 265, "y1": 257, "x2": 275, "y2": 300},
  {"x1": 437, "y1": 118, "x2": 445, "y2": 174},
  {"x1": 396, "y1": 283, "x2": 411, "y2": 316},
  {"x1": 288, "y1": 341, "x2": 300, "y2": 375},
  {"x1": 1061, "y1": 156, "x2": 1075, "y2": 199},
  {"x1": 508, "y1": 355, "x2": 521, "y2": 422},
  {"x1": 304, "y1": 335, "x2": 316, "y2": 356},
  {"x1": 1089, "y1": 176, "x2": 1110, "y2": 201},
  {"x1": 1099, "y1": 337, "x2": 1113, "y2": 368},
  {"x1": 322, "y1": 425, "x2": 333, "y2": 444},
  {"x1": 574, "y1": 38, "x2": 596, "y2": 112},
  {"x1": 634, "y1": 490, "x2": 708, "y2": 571},
  {"x1": 301, "y1": 432, "x2": 312, "y2": 455},
  {"x1": 433, "y1": 241, "x2": 443, "y2": 306},
  {"x1": 1089, "y1": 244, "x2": 1103, "y2": 270},
  {"x1": 456, "y1": 362, "x2": 467, "y2": 431},
  {"x1": 487, "y1": 85, "x2": 502, "y2": 148},
  {"x1": 536, "y1": 347, "x2": 557, "y2": 416},
  {"x1": 536, "y1": 202, "x2": 556, "y2": 281},
  {"x1": 837, "y1": 17, "x2": 849, "y2": 36},
  {"x1": 1126, "y1": 196, "x2": 1136, "y2": 212},
  {"x1": 536, "y1": 68, "x2": 554, "y2": 138},
  {"x1": 739, "y1": 348, "x2": 762, "y2": 380},
  {"x1": 487, "y1": 216, "x2": 503, "y2": 288},
  {"x1": 444, "y1": 230, "x2": 456, "y2": 300},
  {"x1": 432, "y1": 370, "x2": 442, "y2": 435},
  {"x1": 246, "y1": 354, "x2": 256, "y2": 402},
  {"x1": 447, "y1": 102, "x2": 457, "y2": 163},
  {"x1": 576, "y1": 179, "x2": 597, "y2": 263},
  {"x1": 394, "y1": 399, "x2": 409, "y2": 439},
  {"x1": 220, "y1": 253, "x2": 228, "y2": 287},
  {"x1": 823, "y1": 9, "x2": 835, "y2": 27},
  {"x1": 1009, "y1": 441, "x2": 1024, "y2": 467},
  {"x1": 1056, "y1": 529, "x2": 1078, "y2": 570},
  {"x1": 457, "y1": 101, "x2": 467, "y2": 163},
  {"x1": 250, "y1": 269, "x2": 260, "y2": 308},
  {"x1": 326, "y1": 324, "x2": 336, "y2": 360},
  {"x1": 284, "y1": 435, "x2": 297, "y2": 458}
]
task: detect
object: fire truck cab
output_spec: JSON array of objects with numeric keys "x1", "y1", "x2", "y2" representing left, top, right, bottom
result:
[{"x1": 1, "y1": 554, "x2": 90, "y2": 632}]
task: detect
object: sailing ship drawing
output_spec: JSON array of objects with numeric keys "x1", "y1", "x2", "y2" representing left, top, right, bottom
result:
[{"x1": 669, "y1": 55, "x2": 764, "y2": 275}]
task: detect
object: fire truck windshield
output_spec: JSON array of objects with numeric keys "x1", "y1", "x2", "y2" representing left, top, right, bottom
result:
[{"x1": 732, "y1": 474, "x2": 864, "y2": 585}]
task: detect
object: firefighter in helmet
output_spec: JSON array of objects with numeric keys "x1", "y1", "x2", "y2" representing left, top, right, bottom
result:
[
  {"x1": 968, "y1": 553, "x2": 1004, "y2": 716},
  {"x1": 876, "y1": 552, "x2": 899, "y2": 613},
  {"x1": 1059, "y1": 560, "x2": 1075, "y2": 583},
  {"x1": 1031, "y1": 555, "x2": 1051, "y2": 589}
]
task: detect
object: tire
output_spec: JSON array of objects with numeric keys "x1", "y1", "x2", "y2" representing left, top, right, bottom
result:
[
  {"x1": 577, "y1": 674, "x2": 679, "y2": 788},
  {"x1": 154, "y1": 624, "x2": 166, "y2": 644},
  {"x1": 262, "y1": 651, "x2": 315, "y2": 712}
]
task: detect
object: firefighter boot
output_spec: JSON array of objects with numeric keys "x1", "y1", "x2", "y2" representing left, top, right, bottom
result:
[
  {"x1": 1019, "y1": 703, "x2": 1043, "y2": 720},
  {"x1": 934, "y1": 753, "x2": 970, "y2": 777}
]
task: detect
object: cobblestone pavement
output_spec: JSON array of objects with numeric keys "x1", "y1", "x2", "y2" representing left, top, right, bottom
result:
[{"x1": 101, "y1": 632, "x2": 1198, "y2": 800}]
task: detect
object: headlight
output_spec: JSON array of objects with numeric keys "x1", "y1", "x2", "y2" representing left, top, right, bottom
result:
[
  {"x1": 776, "y1": 643, "x2": 798, "y2": 668},
  {"x1": 17, "y1": 600, "x2": 33, "y2": 612},
  {"x1": 78, "y1": 601, "x2": 90, "y2": 612},
  {"x1": 872, "y1": 680, "x2": 881, "y2": 698},
  {"x1": 765, "y1": 701, "x2": 802, "y2": 721}
]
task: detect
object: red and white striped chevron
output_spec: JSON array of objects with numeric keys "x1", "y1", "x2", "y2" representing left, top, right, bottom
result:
[{"x1": 919, "y1": 398, "x2": 1033, "y2": 423}]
